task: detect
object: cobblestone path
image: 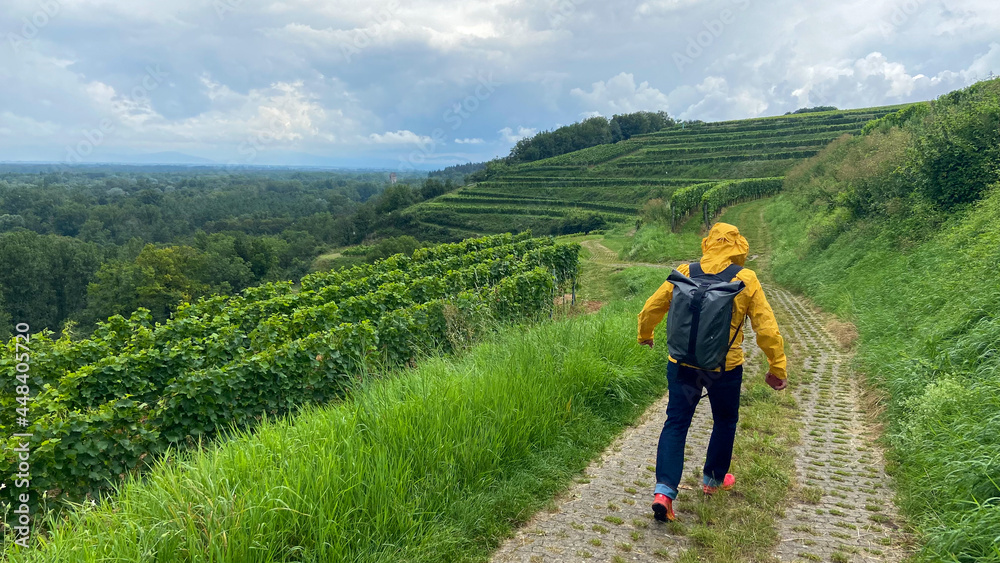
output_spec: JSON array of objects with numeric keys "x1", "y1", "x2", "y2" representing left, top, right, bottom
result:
[
  {"x1": 491, "y1": 286, "x2": 906, "y2": 563},
  {"x1": 769, "y1": 288, "x2": 905, "y2": 563}
]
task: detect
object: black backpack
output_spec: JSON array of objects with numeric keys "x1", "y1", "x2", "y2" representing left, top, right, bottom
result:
[{"x1": 665, "y1": 263, "x2": 746, "y2": 371}]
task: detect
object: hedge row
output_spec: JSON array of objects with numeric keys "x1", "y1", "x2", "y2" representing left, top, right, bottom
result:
[
  {"x1": 613, "y1": 149, "x2": 822, "y2": 167},
  {"x1": 701, "y1": 177, "x2": 785, "y2": 226},
  {"x1": 531, "y1": 140, "x2": 642, "y2": 166},
  {"x1": 440, "y1": 195, "x2": 638, "y2": 214},
  {"x1": 642, "y1": 111, "x2": 897, "y2": 138},
  {"x1": 423, "y1": 204, "x2": 633, "y2": 221},
  {"x1": 641, "y1": 122, "x2": 866, "y2": 144},
  {"x1": 2, "y1": 242, "x2": 548, "y2": 416},
  {"x1": 9, "y1": 234, "x2": 530, "y2": 391},
  {"x1": 669, "y1": 182, "x2": 717, "y2": 231},
  {"x1": 474, "y1": 176, "x2": 703, "y2": 187},
  {"x1": 639, "y1": 137, "x2": 834, "y2": 157}
]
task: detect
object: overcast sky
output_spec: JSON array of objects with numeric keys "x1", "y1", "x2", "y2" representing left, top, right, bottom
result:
[{"x1": 1, "y1": 0, "x2": 998, "y2": 169}]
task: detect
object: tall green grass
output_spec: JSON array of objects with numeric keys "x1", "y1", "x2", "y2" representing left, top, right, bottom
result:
[
  {"x1": 765, "y1": 188, "x2": 1000, "y2": 562},
  {"x1": 620, "y1": 216, "x2": 703, "y2": 264},
  {"x1": 7, "y1": 275, "x2": 670, "y2": 562}
]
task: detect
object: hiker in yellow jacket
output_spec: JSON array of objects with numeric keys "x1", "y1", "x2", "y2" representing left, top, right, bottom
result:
[{"x1": 637, "y1": 222, "x2": 787, "y2": 522}]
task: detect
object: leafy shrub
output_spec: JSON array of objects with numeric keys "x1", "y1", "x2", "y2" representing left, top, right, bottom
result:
[
  {"x1": 549, "y1": 213, "x2": 608, "y2": 236},
  {"x1": 640, "y1": 198, "x2": 670, "y2": 225},
  {"x1": 912, "y1": 87, "x2": 1000, "y2": 208}
]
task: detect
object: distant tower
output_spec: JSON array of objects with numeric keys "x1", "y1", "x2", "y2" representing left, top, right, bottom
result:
[{"x1": 390, "y1": 172, "x2": 397, "y2": 185}]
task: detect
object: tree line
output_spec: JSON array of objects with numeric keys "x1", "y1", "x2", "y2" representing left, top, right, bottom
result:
[
  {"x1": 0, "y1": 167, "x2": 463, "y2": 338},
  {"x1": 503, "y1": 111, "x2": 675, "y2": 165}
]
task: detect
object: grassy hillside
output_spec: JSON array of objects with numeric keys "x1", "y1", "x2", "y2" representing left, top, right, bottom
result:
[
  {"x1": 759, "y1": 79, "x2": 1000, "y2": 561},
  {"x1": 408, "y1": 105, "x2": 907, "y2": 236}
]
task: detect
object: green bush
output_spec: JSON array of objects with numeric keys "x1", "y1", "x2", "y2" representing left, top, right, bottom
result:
[{"x1": 912, "y1": 84, "x2": 1000, "y2": 208}]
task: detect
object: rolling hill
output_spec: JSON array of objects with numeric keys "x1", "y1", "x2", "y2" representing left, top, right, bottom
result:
[{"x1": 407, "y1": 105, "x2": 909, "y2": 236}]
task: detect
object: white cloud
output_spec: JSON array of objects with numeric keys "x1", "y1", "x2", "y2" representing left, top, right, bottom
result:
[
  {"x1": 454, "y1": 137, "x2": 484, "y2": 144},
  {"x1": 499, "y1": 126, "x2": 537, "y2": 144},
  {"x1": 570, "y1": 72, "x2": 671, "y2": 115},
  {"x1": 141, "y1": 79, "x2": 344, "y2": 148},
  {"x1": 369, "y1": 130, "x2": 433, "y2": 144},
  {"x1": 961, "y1": 42, "x2": 1000, "y2": 82},
  {"x1": 635, "y1": 0, "x2": 704, "y2": 16},
  {"x1": 0, "y1": 112, "x2": 61, "y2": 138},
  {"x1": 672, "y1": 76, "x2": 768, "y2": 121}
]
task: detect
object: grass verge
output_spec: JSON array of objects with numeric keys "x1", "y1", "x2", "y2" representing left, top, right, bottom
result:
[
  {"x1": 6, "y1": 275, "x2": 670, "y2": 562},
  {"x1": 764, "y1": 188, "x2": 1000, "y2": 561},
  {"x1": 619, "y1": 216, "x2": 704, "y2": 264}
]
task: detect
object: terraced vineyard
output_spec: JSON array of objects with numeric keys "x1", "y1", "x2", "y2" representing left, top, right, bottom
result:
[
  {"x1": 409, "y1": 106, "x2": 908, "y2": 235},
  {"x1": 1, "y1": 233, "x2": 580, "y2": 512}
]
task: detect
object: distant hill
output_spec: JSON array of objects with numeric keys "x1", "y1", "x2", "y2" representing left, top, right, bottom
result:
[{"x1": 103, "y1": 151, "x2": 217, "y2": 165}]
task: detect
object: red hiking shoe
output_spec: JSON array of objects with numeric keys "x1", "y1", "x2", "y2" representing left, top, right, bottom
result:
[
  {"x1": 703, "y1": 473, "x2": 736, "y2": 495},
  {"x1": 652, "y1": 493, "x2": 676, "y2": 522}
]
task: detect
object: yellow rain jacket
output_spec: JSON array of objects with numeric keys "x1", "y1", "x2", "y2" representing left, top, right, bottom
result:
[{"x1": 637, "y1": 223, "x2": 787, "y2": 380}]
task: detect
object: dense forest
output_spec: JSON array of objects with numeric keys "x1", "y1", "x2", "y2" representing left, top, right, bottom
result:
[
  {"x1": 0, "y1": 166, "x2": 465, "y2": 338},
  {"x1": 783, "y1": 106, "x2": 839, "y2": 115},
  {"x1": 428, "y1": 162, "x2": 487, "y2": 181},
  {"x1": 502, "y1": 111, "x2": 675, "y2": 165}
]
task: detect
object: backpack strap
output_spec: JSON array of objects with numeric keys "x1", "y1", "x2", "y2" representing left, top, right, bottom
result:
[
  {"x1": 718, "y1": 263, "x2": 743, "y2": 282},
  {"x1": 689, "y1": 262, "x2": 742, "y2": 281},
  {"x1": 721, "y1": 263, "x2": 747, "y2": 358}
]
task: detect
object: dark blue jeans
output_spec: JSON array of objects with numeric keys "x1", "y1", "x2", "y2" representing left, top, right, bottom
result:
[{"x1": 654, "y1": 361, "x2": 743, "y2": 499}]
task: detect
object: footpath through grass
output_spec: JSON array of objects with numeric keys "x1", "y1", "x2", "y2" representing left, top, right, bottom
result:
[
  {"x1": 6, "y1": 272, "x2": 671, "y2": 562},
  {"x1": 561, "y1": 204, "x2": 800, "y2": 563},
  {"x1": 667, "y1": 201, "x2": 800, "y2": 563}
]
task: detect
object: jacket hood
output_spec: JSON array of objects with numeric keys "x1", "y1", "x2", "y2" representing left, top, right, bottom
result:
[{"x1": 700, "y1": 222, "x2": 749, "y2": 272}]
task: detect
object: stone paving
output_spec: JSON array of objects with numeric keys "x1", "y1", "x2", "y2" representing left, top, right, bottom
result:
[
  {"x1": 492, "y1": 320, "x2": 761, "y2": 563},
  {"x1": 491, "y1": 284, "x2": 907, "y2": 563},
  {"x1": 769, "y1": 288, "x2": 904, "y2": 563}
]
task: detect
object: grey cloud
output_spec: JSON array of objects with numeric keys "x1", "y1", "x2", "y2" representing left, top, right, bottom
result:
[{"x1": 0, "y1": 0, "x2": 997, "y2": 167}]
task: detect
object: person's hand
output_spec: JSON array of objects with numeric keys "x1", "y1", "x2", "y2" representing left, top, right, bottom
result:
[
  {"x1": 639, "y1": 339, "x2": 655, "y2": 349},
  {"x1": 765, "y1": 372, "x2": 787, "y2": 391}
]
